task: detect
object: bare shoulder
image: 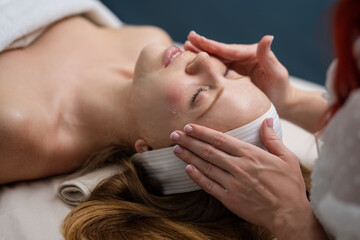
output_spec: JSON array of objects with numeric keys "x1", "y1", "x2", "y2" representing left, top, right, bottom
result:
[
  {"x1": 0, "y1": 102, "x2": 32, "y2": 148},
  {"x1": 0, "y1": 98, "x2": 92, "y2": 184},
  {"x1": 0, "y1": 101, "x2": 48, "y2": 184}
]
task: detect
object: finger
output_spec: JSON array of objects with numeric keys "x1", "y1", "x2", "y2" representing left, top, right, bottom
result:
[
  {"x1": 184, "y1": 40, "x2": 233, "y2": 66},
  {"x1": 185, "y1": 164, "x2": 229, "y2": 202},
  {"x1": 181, "y1": 124, "x2": 255, "y2": 156},
  {"x1": 184, "y1": 40, "x2": 201, "y2": 53},
  {"x1": 184, "y1": 42, "x2": 234, "y2": 66},
  {"x1": 188, "y1": 31, "x2": 258, "y2": 61},
  {"x1": 257, "y1": 35, "x2": 288, "y2": 79},
  {"x1": 173, "y1": 145, "x2": 232, "y2": 187},
  {"x1": 260, "y1": 118, "x2": 294, "y2": 160},
  {"x1": 227, "y1": 60, "x2": 257, "y2": 76},
  {"x1": 171, "y1": 131, "x2": 236, "y2": 174}
]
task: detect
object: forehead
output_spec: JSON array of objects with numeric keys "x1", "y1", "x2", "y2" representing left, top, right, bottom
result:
[
  {"x1": 195, "y1": 81, "x2": 268, "y2": 132},
  {"x1": 195, "y1": 90, "x2": 243, "y2": 132}
]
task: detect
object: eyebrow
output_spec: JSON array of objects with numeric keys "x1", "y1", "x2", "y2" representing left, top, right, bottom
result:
[{"x1": 196, "y1": 87, "x2": 224, "y2": 119}]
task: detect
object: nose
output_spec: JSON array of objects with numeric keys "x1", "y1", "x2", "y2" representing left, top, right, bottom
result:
[
  {"x1": 185, "y1": 52, "x2": 212, "y2": 75},
  {"x1": 185, "y1": 52, "x2": 222, "y2": 86}
]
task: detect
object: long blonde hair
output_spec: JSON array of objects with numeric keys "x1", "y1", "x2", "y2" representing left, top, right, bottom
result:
[{"x1": 63, "y1": 146, "x2": 311, "y2": 240}]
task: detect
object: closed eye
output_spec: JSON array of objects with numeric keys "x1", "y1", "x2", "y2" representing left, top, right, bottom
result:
[
  {"x1": 190, "y1": 67, "x2": 228, "y2": 108},
  {"x1": 191, "y1": 87, "x2": 208, "y2": 106}
]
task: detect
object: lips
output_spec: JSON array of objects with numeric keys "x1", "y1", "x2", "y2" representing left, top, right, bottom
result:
[{"x1": 163, "y1": 46, "x2": 183, "y2": 67}]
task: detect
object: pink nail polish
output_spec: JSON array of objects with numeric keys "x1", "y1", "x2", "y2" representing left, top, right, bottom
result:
[
  {"x1": 185, "y1": 165, "x2": 194, "y2": 172},
  {"x1": 266, "y1": 118, "x2": 273, "y2": 129},
  {"x1": 170, "y1": 132, "x2": 180, "y2": 141},
  {"x1": 184, "y1": 124, "x2": 193, "y2": 133},
  {"x1": 173, "y1": 145, "x2": 183, "y2": 154}
]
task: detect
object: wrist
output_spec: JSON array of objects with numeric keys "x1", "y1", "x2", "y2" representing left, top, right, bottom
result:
[
  {"x1": 270, "y1": 202, "x2": 328, "y2": 240},
  {"x1": 277, "y1": 87, "x2": 328, "y2": 133},
  {"x1": 276, "y1": 84, "x2": 299, "y2": 119}
]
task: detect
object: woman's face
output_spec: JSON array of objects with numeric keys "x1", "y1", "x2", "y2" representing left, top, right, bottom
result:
[{"x1": 130, "y1": 43, "x2": 270, "y2": 150}]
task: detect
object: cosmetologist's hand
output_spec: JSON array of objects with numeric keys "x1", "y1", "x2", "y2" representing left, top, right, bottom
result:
[
  {"x1": 184, "y1": 31, "x2": 295, "y2": 116},
  {"x1": 170, "y1": 119, "x2": 326, "y2": 239}
]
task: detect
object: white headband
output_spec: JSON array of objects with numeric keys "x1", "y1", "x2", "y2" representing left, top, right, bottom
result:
[{"x1": 131, "y1": 103, "x2": 282, "y2": 195}]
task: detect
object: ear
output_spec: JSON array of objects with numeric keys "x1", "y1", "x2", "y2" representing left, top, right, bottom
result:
[{"x1": 134, "y1": 139, "x2": 152, "y2": 153}]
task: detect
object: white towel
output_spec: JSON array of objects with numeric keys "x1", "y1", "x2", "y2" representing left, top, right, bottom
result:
[
  {"x1": 0, "y1": 0, "x2": 123, "y2": 52},
  {"x1": 58, "y1": 164, "x2": 124, "y2": 206}
]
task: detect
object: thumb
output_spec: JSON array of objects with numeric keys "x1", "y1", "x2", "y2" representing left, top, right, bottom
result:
[
  {"x1": 260, "y1": 118, "x2": 290, "y2": 158},
  {"x1": 257, "y1": 35, "x2": 287, "y2": 79}
]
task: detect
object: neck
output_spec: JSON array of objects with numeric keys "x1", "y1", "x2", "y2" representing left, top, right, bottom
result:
[
  {"x1": 104, "y1": 80, "x2": 138, "y2": 148},
  {"x1": 70, "y1": 77, "x2": 138, "y2": 152}
]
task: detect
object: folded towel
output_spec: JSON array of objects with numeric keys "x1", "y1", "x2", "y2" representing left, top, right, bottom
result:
[
  {"x1": 58, "y1": 164, "x2": 124, "y2": 206},
  {"x1": 0, "y1": 0, "x2": 123, "y2": 52}
]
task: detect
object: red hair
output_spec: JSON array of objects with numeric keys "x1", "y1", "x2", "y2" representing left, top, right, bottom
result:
[{"x1": 328, "y1": 0, "x2": 360, "y2": 117}]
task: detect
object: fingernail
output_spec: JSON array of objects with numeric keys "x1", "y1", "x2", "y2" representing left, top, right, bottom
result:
[
  {"x1": 266, "y1": 118, "x2": 273, "y2": 129},
  {"x1": 269, "y1": 35, "x2": 274, "y2": 49},
  {"x1": 190, "y1": 30, "x2": 196, "y2": 35},
  {"x1": 185, "y1": 164, "x2": 195, "y2": 172},
  {"x1": 184, "y1": 124, "x2": 193, "y2": 133},
  {"x1": 173, "y1": 145, "x2": 183, "y2": 154},
  {"x1": 170, "y1": 131, "x2": 180, "y2": 141}
]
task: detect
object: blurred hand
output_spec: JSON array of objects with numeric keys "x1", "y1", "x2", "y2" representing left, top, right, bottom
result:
[
  {"x1": 185, "y1": 31, "x2": 296, "y2": 116},
  {"x1": 170, "y1": 119, "x2": 313, "y2": 238}
]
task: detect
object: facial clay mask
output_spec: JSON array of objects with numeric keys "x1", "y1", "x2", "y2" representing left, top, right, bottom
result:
[{"x1": 131, "y1": 104, "x2": 281, "y2": 195}]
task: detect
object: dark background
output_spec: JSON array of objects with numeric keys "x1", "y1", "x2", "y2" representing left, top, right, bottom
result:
[{"x1": 100, "y1": 0, "x2": 337, "y2": 86}]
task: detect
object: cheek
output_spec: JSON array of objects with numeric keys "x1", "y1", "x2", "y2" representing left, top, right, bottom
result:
[
  {"x1": 164, "y1": 86, "x2": 184, "y2": 110},
  {"x1": 143, "y1": 87, "x2": 184, "y2": 145}
]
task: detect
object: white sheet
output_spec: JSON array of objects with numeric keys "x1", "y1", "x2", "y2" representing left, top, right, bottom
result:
[
  {"x1": 0, "y1": 176, "x2": 72, "y2": 240},
  {"x1": 0, "y1": 0, "x2": 122, "y2": 52},
  {"x1": 58, "y1": 164, "x2": 124, "y2": 206}
]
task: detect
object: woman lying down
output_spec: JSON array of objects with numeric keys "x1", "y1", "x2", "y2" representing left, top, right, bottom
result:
[{"x1": 0, "y1": 10, "x2": 310, "y2": 240}]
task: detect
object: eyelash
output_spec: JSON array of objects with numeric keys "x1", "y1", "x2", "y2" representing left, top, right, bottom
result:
[
  {"x1": 224, "y1": 67, "x2": 230, "y2": 77},
  {"x1": 191, "y1": 87, "x2": 208, "y2": 104}
]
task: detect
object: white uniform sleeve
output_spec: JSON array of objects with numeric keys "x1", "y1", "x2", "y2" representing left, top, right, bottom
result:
[{"x1": 311, "y1": 89, "x2": 360, "y2": 240}]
